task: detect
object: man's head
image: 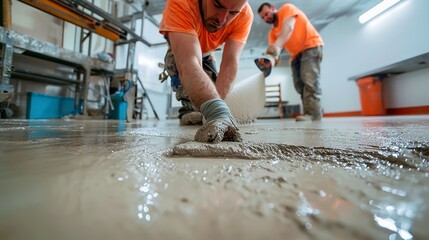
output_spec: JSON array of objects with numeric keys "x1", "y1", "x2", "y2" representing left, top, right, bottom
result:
[
  {"x1": 201, "y1": 0, "x2": 248, "y2": 33},
  {"x1": 258, "y1": 2, "x2": 276, "y2": 24}
]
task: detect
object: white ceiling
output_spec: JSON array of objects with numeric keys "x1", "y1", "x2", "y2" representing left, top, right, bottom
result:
[{"x1": 127, "y1": 0, "x2": 381, "y2": 57}]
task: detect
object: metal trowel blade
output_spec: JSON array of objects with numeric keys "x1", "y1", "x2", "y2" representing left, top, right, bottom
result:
[{"x1": 254, "y1": 58, "x2": 272, "y2": 77}]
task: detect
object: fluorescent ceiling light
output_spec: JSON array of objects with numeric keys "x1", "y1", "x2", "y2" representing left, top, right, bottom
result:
[{"x1": 359, "y1": 0, "x2": 403, "y2": 24}]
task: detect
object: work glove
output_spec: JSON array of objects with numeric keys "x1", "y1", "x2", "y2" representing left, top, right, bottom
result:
[
  {"x1": 194, "y1": 98, "x2": 242, "y2": 143},
  {"x1": 266, "y1": 44, "x2": 281, "y2": 66},
  {"x1": 266, "y1": 44, "x2": 281, "y2": 58}
]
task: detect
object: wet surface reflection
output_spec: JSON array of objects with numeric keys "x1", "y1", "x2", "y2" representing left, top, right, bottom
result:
[{"x1": 0, "y1": 117, "x2": 428, "y2": 240}]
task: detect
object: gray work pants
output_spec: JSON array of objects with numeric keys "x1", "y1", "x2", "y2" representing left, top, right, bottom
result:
[{"x1": 291, "y1": 46, "x2": 323, "y2": 117}]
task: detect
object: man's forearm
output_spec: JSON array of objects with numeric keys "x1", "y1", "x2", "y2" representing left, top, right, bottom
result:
[
  {"x1": 273, "y1": 16, "x2": 296, "y2": 49},
  {"x1": 181, "y1": 61, "x2": 219, "y2": 109},
  {"x1": 168, "y1": 32, "x2": 220, "y2": 109},
  {"x1": 216, "y1": 60, "x2": 238, "y2": 99},
  {"x1": 215, "y1": 39, "x2": 243, "y2": 99}
]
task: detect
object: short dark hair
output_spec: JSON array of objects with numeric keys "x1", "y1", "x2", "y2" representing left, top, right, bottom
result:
[{"x1": 258, "y1": 2, "x2": 272, "y2": 13}]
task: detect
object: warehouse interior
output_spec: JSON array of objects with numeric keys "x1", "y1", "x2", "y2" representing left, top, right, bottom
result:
[{"x1": 1, "y1": 0, "x2": 429, "y2": 239}]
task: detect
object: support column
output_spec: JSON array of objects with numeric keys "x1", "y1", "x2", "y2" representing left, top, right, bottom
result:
[
  {"x1": 2, "y1": 0, "x2": 12, "y2": 29},
  {"x1": 1, "y1": 0, "x2": 14, "y2": 97},
  {"x1": 0, "y1": 29, "x2": 14, "y2": 101}
]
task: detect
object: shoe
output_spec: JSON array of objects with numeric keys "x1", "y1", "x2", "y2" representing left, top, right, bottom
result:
[
  {"x1": 180, "y1": 112, "x2": 203, "y2": 125},
  {"x1": 295, "y1": 114, "x2": 321, "y2": 122}
]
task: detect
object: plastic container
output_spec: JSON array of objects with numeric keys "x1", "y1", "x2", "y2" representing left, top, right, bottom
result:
[
  {"x1": 26, "y1": 92, "x2": 81, "y2": 119},
  {"x1": 356, "y1": 77, "x2": 386, "y2": 116},
  {"x1": 109, "y1": 91, "x2": 128, "y2": 120}
]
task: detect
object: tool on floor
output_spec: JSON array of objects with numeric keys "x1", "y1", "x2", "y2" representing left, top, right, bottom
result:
[{"x1": 254, "y1": 53, "x2": 277, "y2": 77}]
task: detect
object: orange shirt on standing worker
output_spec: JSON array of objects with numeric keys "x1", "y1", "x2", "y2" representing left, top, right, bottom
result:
[
  {"x1": 159, "y1": 0, "x2": 253, "y2": 54},
  {"x1": 268, "y1": 3, "x2": 324, "y2": 61}
]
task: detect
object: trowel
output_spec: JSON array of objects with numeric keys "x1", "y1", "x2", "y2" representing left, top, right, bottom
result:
[{"x1": 254, "y1": 53, "x2": 277, "y2": 77}]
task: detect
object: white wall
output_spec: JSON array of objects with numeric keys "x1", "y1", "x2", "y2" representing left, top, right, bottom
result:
[
  {"x1": 319, "y1": 0, "x2": 429, "y2": 113},
  {"x1": 133, "y1": 42, "x2": 170, "y2": 120},
  {"x1": 131, "y1": 15, "x2": 170, "y2": 119},
  {"x1": 233, "y1": 58, "x2": 301, "y2": 107},
  {"x1": 384, "y1": 68, "x2": 429, "y2": 108}
]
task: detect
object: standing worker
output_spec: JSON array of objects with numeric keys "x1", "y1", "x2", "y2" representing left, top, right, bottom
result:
[
  {"x1": 159, "y1": 0, "x2": 253, "y2": 142},
  {"x1": 258, "y1": 2, "x2": 324, "y2": 121}
]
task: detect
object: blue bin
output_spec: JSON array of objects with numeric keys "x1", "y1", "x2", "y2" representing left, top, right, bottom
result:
[
  {"x1": 26, "y1": 92, "x2": 82, "y2": 119},
  {"x1": 109, "y1": 92, "x2": 128, "y2": 120}
]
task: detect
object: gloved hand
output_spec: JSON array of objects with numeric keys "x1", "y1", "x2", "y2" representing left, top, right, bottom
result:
[
  {"x1": 266, "y1": 44, "x2": 281, "y2": 58},
  {"x1": 195, "y1": 98, "x2": 242, "y2": 143}
]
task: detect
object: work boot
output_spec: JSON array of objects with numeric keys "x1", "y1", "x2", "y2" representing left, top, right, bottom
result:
[
  {"x1": 295, "y1": 114, "x2": 321, "y2": 122},
  {"x1": 180, "y1": 112, "x2": 203, "y2": 125}
]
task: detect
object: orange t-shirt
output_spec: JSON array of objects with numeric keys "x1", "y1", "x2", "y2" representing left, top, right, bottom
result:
[
  {"x1": 269, "y1": 3, "x2": 323, "y2": 61},
  {"x1": 159, "y1": 0, "x2": 253, "y2": 54}
]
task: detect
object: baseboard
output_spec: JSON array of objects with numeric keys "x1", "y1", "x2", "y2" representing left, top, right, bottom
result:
[
  {"x1": 386, "y1": 105, "x2": 429, "y2": 115},
  {"x1": 324, "y1": 105, "x2": 429, "y2": 117},
  {"x1": 323, "y1": 111, "x2": 361, "y2": 117}
]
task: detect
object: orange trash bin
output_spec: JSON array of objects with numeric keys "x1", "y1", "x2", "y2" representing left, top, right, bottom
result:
[{"x1": 356, "y1": 77, "x2": 386, "y2": 116}]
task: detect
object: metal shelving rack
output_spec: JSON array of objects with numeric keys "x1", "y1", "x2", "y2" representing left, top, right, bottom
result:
[{"x1": 0, "y1": 0, "x2": 165, "y2": 119}]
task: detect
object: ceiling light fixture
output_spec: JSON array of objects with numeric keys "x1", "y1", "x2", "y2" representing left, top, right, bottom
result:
[{"x1": 359, "y1": 0, "x2": 403, "y2": 24}]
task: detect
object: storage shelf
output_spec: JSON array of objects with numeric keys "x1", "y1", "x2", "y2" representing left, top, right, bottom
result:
[{"x1": 348, "y1": 52, "x2": 429, "y2": 81}]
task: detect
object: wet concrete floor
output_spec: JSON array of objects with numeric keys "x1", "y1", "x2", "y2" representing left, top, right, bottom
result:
[{"x1": 0, "y1": 116, "x2": 428, "y2": 240}]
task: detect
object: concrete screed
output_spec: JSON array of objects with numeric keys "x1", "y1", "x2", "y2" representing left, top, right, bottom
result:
[{"x1": 0, "y1": 115, "x2": 428, "y2": 240}]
